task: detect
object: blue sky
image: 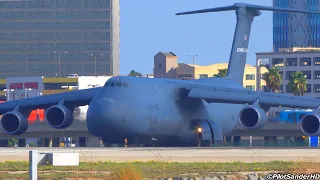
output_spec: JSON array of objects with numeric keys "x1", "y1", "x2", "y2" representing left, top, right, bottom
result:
[{"x1": 119, "y1": 0, "x2": 273, "y2": 75}]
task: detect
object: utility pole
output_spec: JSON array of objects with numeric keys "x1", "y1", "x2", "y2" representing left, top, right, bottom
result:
[
  {"x1": 54, "y1": 51, "x2": 67, "y2": 77},
  {"x1": 187, "y1": 54, "x2": 200, "y2": 64},
  {"x1": 90, "y1": 53, "x2": 103, "y2": 76}
]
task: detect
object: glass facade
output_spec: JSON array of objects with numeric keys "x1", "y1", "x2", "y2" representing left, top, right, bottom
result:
[
  {"x1": 0, "y1": 0, "x2": 119, "y2": 78},
  {"x1": 273, "y1": 0, "x2": 320, "y2": 52}
]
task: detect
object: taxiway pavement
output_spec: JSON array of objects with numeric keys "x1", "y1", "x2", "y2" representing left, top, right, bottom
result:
[{"x1": 0, "y1": 147, "x2": 319, "y2": 163}]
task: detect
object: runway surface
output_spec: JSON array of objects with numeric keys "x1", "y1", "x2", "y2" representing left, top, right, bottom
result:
[{"x1": 0, "y1": 147, "x2": 319, "y2": 163}]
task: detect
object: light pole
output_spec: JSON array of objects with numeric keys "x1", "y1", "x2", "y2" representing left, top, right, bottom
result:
[
  {"x1": 90, "y1": 53, "x2": 103, "y2": 76},
  {"x1": 187, "y1": 54, "x2": 200, "y2": 64},
  {"x1": 54, "y1": 51, "x2": 67, "y2": 77}
]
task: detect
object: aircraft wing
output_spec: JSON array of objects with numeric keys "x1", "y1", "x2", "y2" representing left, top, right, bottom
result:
[
  {"x1": 0, "y1": 87, "x2": 102, "y2": 115},
  {"x1": 186, "y1": 86, "x2": 320, "y2": 109}
]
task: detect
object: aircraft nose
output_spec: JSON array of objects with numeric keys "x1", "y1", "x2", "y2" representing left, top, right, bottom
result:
[{"x1": 86, "y1": 98, "x2": 119, "y2": 136}]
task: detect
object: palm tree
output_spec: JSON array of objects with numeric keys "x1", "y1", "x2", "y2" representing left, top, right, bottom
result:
[
  {"x1": 288, "y1": 71, "x2": 307, "y2": 96},
  {"x1": 213, "y1": 68, "x2": 227, "y2": 77},
  {"x1": 262, "y1": 67, "x2": 282, "y2": 92},
  {"x1": 128, "y1": 70, "x2": 142, "y2": 77}
]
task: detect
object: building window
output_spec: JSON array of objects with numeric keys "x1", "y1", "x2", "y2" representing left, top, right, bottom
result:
[
  {"x1": 199, "y1": 74, "x2": 208, "y2": 78},
  {"x1": 88, "y1": 21, "x2": 93, "y2": 27},
  {"x1": 245, "y1": 85, "x2": 255, "y2": 90},
  {"x1": 285, "y1": 71, "x2": 295, "y2": 80},
  {"x1": 286, "y1": 85, "x2": 293, "y2": 93},
  {"x1": 246, "y1": 74, "x2": 255, "y2": 80},
  {"x1": 272, "y1": 58, "x2": 284, "y2": 66},
  {"x1": 302, "y1": 71, "x2": 311, "y2": 79},
  {"x1": 306, "y1": 84, "x2": 312, "y2": 93},
  {"x1": 286, "y1": 58, "x2": 297, "y2": 66},
  {"x1": 279, "y1": 85, "x2": 283, "y2": 92},
  {"x1": 299, "y1": 57, "x2": 311, "y2": 66},
  {"x1": 314, "y1": 57, "x2": 320, "y2": 65},
  {"x1": 314, "y1": 71, "x2": 320, "y2": 79},
  {"x1": 314, "y1": 84, "x2": 320, "y2": 93}
]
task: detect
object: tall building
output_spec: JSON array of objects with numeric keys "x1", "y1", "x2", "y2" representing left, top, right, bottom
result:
[
  {"x1": 256, "y1": 47, "x2": 320, "y2": 98},
  {"x1": 273, "y1": 0, "x2": 320, "y2": 52},
  {"x1": 0, "y1": 0, "x2": 120, "y2": 78}
]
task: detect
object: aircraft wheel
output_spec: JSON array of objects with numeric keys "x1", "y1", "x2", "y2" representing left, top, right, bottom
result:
[{"x1": 202, "y1": 140, "x2": 213, "y2": 147}]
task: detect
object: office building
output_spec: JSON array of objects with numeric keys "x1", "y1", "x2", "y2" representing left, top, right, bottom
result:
[
  {"x1": 256, "y1": 47, "x2": 320, "y2": 98},
  {"x1": 273, "y1": 0, "x2": 320, "y2": 52},
  {"x1": 153, "y1": 52, "x2": 268, "y2": 91},
  {"x1": 0, "y1": 0, "x2": 120, "y2": 78}
]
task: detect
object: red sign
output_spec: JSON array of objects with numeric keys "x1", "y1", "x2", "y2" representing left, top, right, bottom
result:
[
  {"x1": 9, "y1": 82, "x2": 38, "y2": 89},
  {"x1": 24, "y1": 82, "x2": 38, "y2": 89}
]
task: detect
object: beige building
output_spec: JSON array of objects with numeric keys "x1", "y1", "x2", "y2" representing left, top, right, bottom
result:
[
  {"x1": 153, "y1": 52, "x2": 268, "y2": 91},
  {"x1": 256, "y1": 47, "x2": 320, "y2": 98}
]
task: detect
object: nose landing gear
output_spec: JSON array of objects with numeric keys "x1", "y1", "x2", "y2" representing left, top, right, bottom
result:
[{"x1": 193, "y1": 120, "x2": 215, "y2": 147}]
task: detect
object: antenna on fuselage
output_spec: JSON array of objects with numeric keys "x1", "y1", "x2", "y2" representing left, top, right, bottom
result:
[{"x1": 176, "y1": 3, "x2": 320, "y2": 85}]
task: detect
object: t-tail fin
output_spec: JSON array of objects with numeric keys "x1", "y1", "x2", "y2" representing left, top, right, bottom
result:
[{"x1": 176, "y1": 3, "x2": 320, "y2": 85}]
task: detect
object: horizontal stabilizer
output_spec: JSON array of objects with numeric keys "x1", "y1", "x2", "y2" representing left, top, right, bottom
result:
[
  {"x1": 175, "y1": 5, "x2": 236, "y2": 15},
  {"x1": 176, "y1": 3, "x2": 320, "y2": 15}
]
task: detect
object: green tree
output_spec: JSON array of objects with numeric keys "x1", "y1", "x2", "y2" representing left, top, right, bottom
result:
[
  {"x1": 288, "y1": 71, "x2": 307, "y2": 96},
  {"x1": 213, "y1": 68, "x2": 227, "y2": 77},
  {"x1": 128, "y1": 70, "x2": 142, "y2": 77},
  {"x1": 262, "y1": 67, "x2": 282, "y2": 92}
]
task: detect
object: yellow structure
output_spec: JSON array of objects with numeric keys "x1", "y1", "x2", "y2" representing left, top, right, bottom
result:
[
  {"x1": 175, "y1": 63, "x2": 268, "y2": 91},
  {"x1": 153, "y1": 52, "x2": 269, "y2": 91},
  {"x1": 279, "y1": 47, "x2": 320, "y2": 52}
]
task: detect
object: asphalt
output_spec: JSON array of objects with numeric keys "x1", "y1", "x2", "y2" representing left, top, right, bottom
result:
[{"x1": 0, "y1": 147, "x2": 319, "y2": 162}]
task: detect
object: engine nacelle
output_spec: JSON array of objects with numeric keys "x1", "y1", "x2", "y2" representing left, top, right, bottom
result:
[
  {"x1": 238, "y1": 106, "x2": 267, "y2": 130},
  {"x1": 45, "y1": 104, "x2": 73, "y2": 129},
  {"x1": 0, "y1": 111, "x2": 28, "y2": 135},
  {"x1": 300, "y1": 113, "x2": 320, "y2": 136}
]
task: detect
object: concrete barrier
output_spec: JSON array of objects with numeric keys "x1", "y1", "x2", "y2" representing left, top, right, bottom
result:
[{"x1": 29, "y1": 150, "x2": 79, "y2": 180}]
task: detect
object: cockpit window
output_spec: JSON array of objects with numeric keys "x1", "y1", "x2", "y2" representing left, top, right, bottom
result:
[
  {"x1": 105, "y1": 80, "x2": 128, "y2": 88},
  {"x1": 105, "y1": 81, "x2": 111, "y2": 87}
]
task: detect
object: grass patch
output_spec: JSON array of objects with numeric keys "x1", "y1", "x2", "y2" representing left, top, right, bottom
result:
[{"x1": 0, "y1": 161, "x2": 319, "y2": 179}]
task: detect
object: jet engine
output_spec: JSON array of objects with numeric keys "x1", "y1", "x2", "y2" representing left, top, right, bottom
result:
[
  {"x1": 45, "y1": 104, "x2": 73, "y2": 129},
  {"x1": 0, "y1": 111, "x2": 28, "y2": 135},
  {"x1": 300, "y1": 113, "x2": 320, "y2": 136},
  {"x1": 238, "y1": 106, "x2": 267, "y2": 130}
]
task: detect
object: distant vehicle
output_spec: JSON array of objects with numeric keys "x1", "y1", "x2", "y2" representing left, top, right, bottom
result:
[
  {"x1": 0, "y1": 3, "x2": 320, "y2": 147},
  {"x1": 67, "y1": 74, "x2": 78, "y2": 78}
]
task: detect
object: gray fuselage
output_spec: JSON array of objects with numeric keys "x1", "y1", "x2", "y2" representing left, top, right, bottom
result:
[{"x1": 84, "y1": 76, "x2": 246, "y2": 145}]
